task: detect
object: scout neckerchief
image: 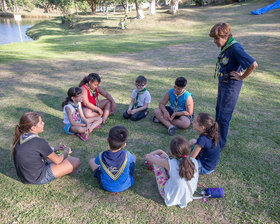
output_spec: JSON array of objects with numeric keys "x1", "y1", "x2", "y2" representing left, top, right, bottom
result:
[
  {"x1": 20, "y1": 133, "x2": 39, "y2": 144},
  {"x1": 133, "y1": 88, "x2": 146, "y2": 109},
  {"x1": 70, "y1": 102, "x2": 81, "y2": 122},
  {"x1": 174, "y1": 89, "x2": 186, "y2": 112},
  {"x1": 85, "y1": 83, "x2": 100, "y2": 107},
  {"x1": 99, "y1": 150, "x2": 127, "y2": 181},
  {"x1": 214, "y1": 37, "x2": 237, "y2": 78}
]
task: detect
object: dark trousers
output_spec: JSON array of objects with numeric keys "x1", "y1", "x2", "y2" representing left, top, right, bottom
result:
[
  {"x1": 123, "y1": 107, "x2": 147, "y2": 121},
  {"x1": 216, "y1": 76, "x2": 243, "y2": 149}
]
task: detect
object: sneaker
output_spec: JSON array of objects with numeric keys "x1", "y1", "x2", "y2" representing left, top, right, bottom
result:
[
  {"x1": 152, "y1": 116, "x2": 159, "y2": 123},
  {"x1": 168, "y1": 126, "x2": 177, "y2": 136}
]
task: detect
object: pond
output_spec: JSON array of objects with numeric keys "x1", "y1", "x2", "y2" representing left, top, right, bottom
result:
[{"x1": 0, "y1": 17, "x2": 44, "y2": 45}]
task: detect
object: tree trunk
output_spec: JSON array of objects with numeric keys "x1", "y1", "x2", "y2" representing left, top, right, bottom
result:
[
  {"x1": 149, "y1": 0, "x2": 156, "y2": 14},
  {"x1": 135, "y1": 0, "x2": 144, "y2": 19},
  {"x1": 87, "y1": 0, "x2": 97, "y2": 14},
  {"x1": 1, "y1": 0, "x2": 8, "y2": 11},
  {"x1": 169, "y1": 0, "x2": 178, "y2": 14},
  {"x1": 125, "y1": 0, "x2": 128, "y2": 13}
]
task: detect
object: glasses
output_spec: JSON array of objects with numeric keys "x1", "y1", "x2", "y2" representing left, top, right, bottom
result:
[{"x1": 136, "y1": 83, "x2": 145, "y2": 87}]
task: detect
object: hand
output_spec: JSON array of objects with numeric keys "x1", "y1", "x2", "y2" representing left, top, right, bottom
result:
[
  {"x1": 230, "y1": 71, "x2": 243, "y2": 80},
  {"x1": 54, "y1": 144, "x2": 66, "y2": 152},
  {"x1": 97, "y1": 108, "x2": 103, "y2": 116},
  {"x1": 170, "y1": 112, "x2": 177, "y2": 121},
  {"x1": 127, "y1": 109, "x2": 132, "y2": 114},
  {"x1": 131, "y1": 109, "x2": 137, "y2": 115},
  {"x1": 163, "y1": 111, "x2": 170, "y2": 120},
  {"x1": 160, "y1": 151, "x2": 169, "y2": 159},
  {"x1": 189, "y1": 138, "x2": 197, "y2": 146},
  {"x1": 64, "y1": 147, "x2": 72, "y2": 155}
]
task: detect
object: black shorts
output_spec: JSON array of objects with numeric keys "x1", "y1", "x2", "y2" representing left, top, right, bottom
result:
[{"x1": 165, "y1": 106, "x2": 194, "y2": 123}]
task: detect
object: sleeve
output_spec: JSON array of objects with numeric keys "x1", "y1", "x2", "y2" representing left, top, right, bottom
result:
[
  {"x1": 233, "y1": 44, "x2": 255, "y2": 70},
  {"x1": 145, "y1": 91, "x2": 151, "y2": 104},
  {"x1": 131, "y1": 89, "x2": 137, "y2": 99},
  {"x1": 37, "y1": 138, "x2": 54, "y2": 158},
  {"x1": 95, "y1": 154, "x2": 101, "y2": 165},
  {"x1": 126, "y1": 151, "x2": 135, "y2": 164},
  {"x1": 196, "y1": 136, "x2": 206, "y2": 148}
]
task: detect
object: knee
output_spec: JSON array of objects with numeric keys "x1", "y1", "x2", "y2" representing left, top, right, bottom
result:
[
  {"x1": 123, "y1": 111, "x2": 130, "y2": 119},
  {"x1": 154, "y1": 108, "x2": 160, "y2": 117},
  {"x1": 69, "y1": 157, "x2": 80, "y2": 169}
]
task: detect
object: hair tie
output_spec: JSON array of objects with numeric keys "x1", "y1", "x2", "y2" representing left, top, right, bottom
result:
[{"x1": 182, "y1": 155, "x2": 187, "y2": 158}]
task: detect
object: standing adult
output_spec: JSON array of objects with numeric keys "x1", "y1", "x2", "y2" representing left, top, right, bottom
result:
[
  {"x1": 11, "y1": 112, "x2": 80, "y2": 184},
  {"x1": 209, "y1": 22, "x2": 258, "y2": 149}
]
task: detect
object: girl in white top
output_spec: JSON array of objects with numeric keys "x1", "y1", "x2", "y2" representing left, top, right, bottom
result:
[
  {"x1": 62, "y1": 87, "x2": 102, "y2": 141},
  {"x1": 145, "y1": 136, "x2": 199, "y2": 208}
]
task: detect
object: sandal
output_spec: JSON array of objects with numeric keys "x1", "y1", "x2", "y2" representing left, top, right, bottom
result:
[{"x1": 76, "y1": 133, "x2": 88, "y2": 141}]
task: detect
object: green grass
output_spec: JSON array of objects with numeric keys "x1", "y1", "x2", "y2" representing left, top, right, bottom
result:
[{"x1": 0, "y1": 0, "x2": 280, "y2": 223}]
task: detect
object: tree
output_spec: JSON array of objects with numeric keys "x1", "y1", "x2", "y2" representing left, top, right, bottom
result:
[
  {"x1": 148, "y1": 0, "x2": 155, "y2": 14},
  {"x1": 135, "y1": 0, "x2": 144, "y2": 19},
  {"x1": 169, "y1": 0, "x2": 178, "y2": 14}
]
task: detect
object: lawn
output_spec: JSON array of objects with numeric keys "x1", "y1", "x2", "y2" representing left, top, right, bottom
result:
[{"x1": 0, "y1": 0, "x2": 279, "y2": 223}]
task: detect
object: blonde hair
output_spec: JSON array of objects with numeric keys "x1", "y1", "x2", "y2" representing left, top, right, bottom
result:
[{"x1": 209, "y1": 22, "x2": 232, "y2": 39}]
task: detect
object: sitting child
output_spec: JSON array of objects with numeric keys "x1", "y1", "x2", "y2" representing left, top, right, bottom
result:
[
  {"x1": 79, "y1": 73, "x2": 117, "y2": 124},
  {"x1": 153, "y1": 77, "x2": 194, "y2": 136},
  {"x1": 123, "y1": 75, "x2": 151, "y2": 121},
  {"x1": 62, "y1": 87, "x2": 102, "y2": 141},
  {"x1": 190, "y1": 112, "x2": 220, "y2": 174},
  {"x1": 89, "y1": 125, "x2": 136, "y2": 193},
  {"x1": 145, "y1": 136, "x2": 199, "y2": 208}
]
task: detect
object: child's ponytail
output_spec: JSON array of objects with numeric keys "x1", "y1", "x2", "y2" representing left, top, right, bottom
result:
[
  {"x1": 11, "y1": 112, "x2": 40, "y2": 157},
  {"x1": 62, "y1": 96, "x2": 71, "y2": 108},
  {"x1": 179, "y1": 156, "x2": 195, "y2": 181},
  {"x1": 170, "y1": 136, "x2": 195, "y2": 181},
  {"x1": 197, "y1": 113, "x2": 219, "y2": 147}
]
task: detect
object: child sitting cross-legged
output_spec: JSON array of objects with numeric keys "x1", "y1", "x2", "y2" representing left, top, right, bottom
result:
[
  {"x1": 145, "y1": 136, "x2": 199, "y2": 208},
  {"x1": 62, "y1": 87, "x2": 102, "y2": 141},
  {"x1": 123, "y1": 75, "x2": 151, "y2": 121},
  {"x1": 153, "y1": 77, "x2": 194, "y2": 136},
  {"x1": 89, "y1": 125, "x2": 136, "y2": 193}
]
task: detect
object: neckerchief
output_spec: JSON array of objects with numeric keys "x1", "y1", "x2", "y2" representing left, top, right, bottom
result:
[
  {"x1": 86, "y1": 83, "x2": 99, "y2": 107},
  {"x1": 99, "y1": 150, "x2": 127, "y2": 181},
  {"x1": 174, "y1": 89, "x2": 186, "y2": 112},
  {"x1": 20, "y1": 133, "x2": 39, "y2": 144},
  {"x1": 133, "y1": 88, "x2": 146, "y2": 109},
  {"x1": 70, "y1": 102, "x2": 81, "y2": 122},
  {"x1": 214, "y1": 37, "x2": 237, "y2": 78}
]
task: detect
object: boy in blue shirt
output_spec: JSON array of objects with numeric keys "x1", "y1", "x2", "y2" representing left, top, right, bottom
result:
[
  {"x1": 89, "y1": 125, "x2": 136, "y2": 193},
  {"x1": 153, "y1": 77, "x2": 194, "y2": 136}
]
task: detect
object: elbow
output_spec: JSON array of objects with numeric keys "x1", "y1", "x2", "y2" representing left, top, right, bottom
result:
[{"x1": 252, "y1": 61, "x2": 258, "y2": 69}]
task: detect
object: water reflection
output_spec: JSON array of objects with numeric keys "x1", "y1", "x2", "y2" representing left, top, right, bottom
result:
[{"x1": 0, "y1": 18, "x2": 44, "y2": 45}]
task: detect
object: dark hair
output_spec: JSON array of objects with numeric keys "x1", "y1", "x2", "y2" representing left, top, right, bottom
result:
[
  {"x1": 62, "y1": 87, "x2": 82, "y2": 108},
  {"x1": 11, "y1": 112, "x2": 40, "y2": 156},
  {"x1": 79, "y1": 73, "x2": 101, "y2": 87},
  {"x1": 196, "y1": 112, "x2": 219, "y2": 147},
  {"x1": 108, "y1": 125, "x2": 128, "y2": 150},
  {"x1": 136, "y1": 75, "x2": 147, "y2": 84},
  {"x1": 175, "y1": 77, "x2": 187, "y2": 88},
  {"x1": 209, "y1": 22, "x2": 232, "y2": 39},
  {"x1": 170, "y1": 136, "x2": 195, "y2": 181}
]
